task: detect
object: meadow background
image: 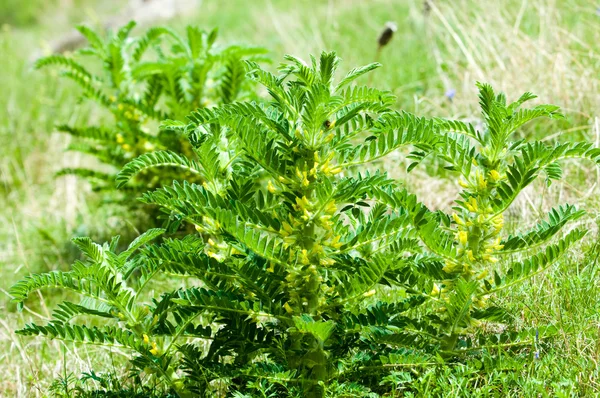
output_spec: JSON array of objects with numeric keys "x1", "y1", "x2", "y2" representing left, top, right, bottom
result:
[{"x1": 1, "y1": 0, "x2": 600, "y2": 396}]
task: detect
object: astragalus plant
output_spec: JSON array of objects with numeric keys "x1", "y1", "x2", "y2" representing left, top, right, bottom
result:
[
  {"x1": 36, "y1": 21, "x2": 267, "y2": 227},
  {"x1": 12, "y1": 53, "x2": 600, "y2": 397}
]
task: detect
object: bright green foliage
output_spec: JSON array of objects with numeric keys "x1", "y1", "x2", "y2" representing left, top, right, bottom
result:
[
  {"x1": 12, "y1": 53, "x2": 600, "y2": 397},
  {"x1": 36, "y1": 21, "x2": 268, "y2": 221}
]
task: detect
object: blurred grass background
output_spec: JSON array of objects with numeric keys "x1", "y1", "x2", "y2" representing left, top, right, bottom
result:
[{"x1": 1, "y1": 0, "x2": 600, "y2": 396}]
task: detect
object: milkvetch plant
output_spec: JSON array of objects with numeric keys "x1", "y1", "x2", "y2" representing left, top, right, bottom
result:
[
  {"x1": 36, "y1": 21, "x2": 268, "y2": 224},
  {"x1": 12, "y1": 52, "x2": 600, "y2": 397}
]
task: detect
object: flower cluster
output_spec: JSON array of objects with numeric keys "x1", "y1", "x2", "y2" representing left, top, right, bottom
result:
[{"x1": 445, "y1": 163, "x2": 506, "y2": 277}]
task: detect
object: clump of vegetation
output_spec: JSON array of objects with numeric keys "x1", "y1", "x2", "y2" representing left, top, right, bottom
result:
[
  {"x1": 36, "y1": 21, "x2": 268, "y2": 230},
  {"x1": 11, "y1": 50, "x2": 600, "y2": 397}
]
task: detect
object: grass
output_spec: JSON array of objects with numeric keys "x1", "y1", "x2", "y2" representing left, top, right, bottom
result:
[{"x1": 1, "y1": 0, "x2": 600, "y2": 396}]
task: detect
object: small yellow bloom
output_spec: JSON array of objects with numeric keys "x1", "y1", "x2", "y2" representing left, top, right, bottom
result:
[
  {"x1": 363, "y1": 289, "x2": 376, "y2": 298},
  {"x1": 143, "y1": 334, "x2": 150, "y2": 344},
  {"x1": 302, "y1": 171, "x2": 310, "y2": 187},
  {"x1": 294, "y1": 196, "x2": 310, "y2": 211},
  {"x1": 319, "y1": 258, "x2": 335, "y2": 266},
  {"x1": 477, "y1": 171, "x2": 487, "y2": 190},
  {"x1": 458, "y1": 231, "x2": 468, "y2": 245},
  {"x1": 267, "y1": 180, "x2": 277, "y2": 194},
  {"x1": 330, "y1": 235, "x2": 342, "y2": 249},
  {"x1": 121, "y1": 144, "x2": 132, "y2": 151},
  {"x1": 452, "y1": 213, "x2": 464, "y2": 226},
  {"x1": 430, "y1": 284, "x2": 441, "y2": 296},
  {"x1": 467, "y1": 250, "x2": 476, "y2": 262},
  {"x1": 116, "y1": 133, "x2": 124, "y2": 144},
  {"x1": 476, "y1": 269, "x2": 489, "y2": 280},
  {"x1": 300, "y1": 249, "x2": 310, "y2": 265},
  {"x1": 469, "y1": 197, "x2": 478, "y2": 212},
  {"x1": 458, "y1": 178, "x2": 470, "y2": 188},
  {"x1": 324, "y1": 132, "x2": 335, "y2": 143},
  {"x1": 324, "y1": 200, "x2": 337, "y2": 214},
  {"x1": 489, "y1": 169, "x2": 501, "y2": 182},
  {"x1": 149, "y1": 341, "x2": 159, "y2": 356},
  {"x1": 283, "y1": 302, "x2": 294, "y2": 314}
]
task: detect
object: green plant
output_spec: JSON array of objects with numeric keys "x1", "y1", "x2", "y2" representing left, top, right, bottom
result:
[
  {"x1": 11, "y1": 52, "x2": 600, "y2": 397},
  {"x1": 36, "y1": 21, "x2": 267, "y2": 228}
]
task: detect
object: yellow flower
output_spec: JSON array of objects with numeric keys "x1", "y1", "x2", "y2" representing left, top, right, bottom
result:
[
  {"x1": 294, "y1": 196, "x2": 310, "y2": 211},
  {"x1": 465, "y1": 197, "x2": 478, "y2": 212},
  {"x1": 149, "y1": 341, "x2": 159, "y2": 356},
  {"x1": 324, "y1": 132, "x2": 335, "y2": 143},
  {"x1": 458, "y1": 178, "x2": 470, "y2": 188},
  {"x1": 116, "y1": 133, "x2": 124, "y2": 144},
  {"x1": 267, "y1": 180, "x2": 277, "y2": 194},
  {"x1": 301, "y1": 171, "x2": 310, "y2": 187},
  {"x1": 143, "y1": 334, "x2": 150, "y2": 344},
  {"x1": 467, "y1": 250, "x2": 475, "y2": 262},
  {"x1": 363, "y1": 289, "x2": 376, "y2": 297},
  {"x1": 458, "y1": 231, "x2": 468, "y2": 245},
  {"x1": 430, "y1": 283, "x2": 441, "y2": 296},
  {"x1": 121, "y1": 144, "x2": 132, "y2": 151},
  {"x1": 324, "y1": 200, "x2": 337, "y2": 214},
  {"x1": 452, "y1": 213, "x2": 465, "y2": 226},
  {"x1": 477, "y1": 171, "x2": 487, "y2": 190},
  {"x1": 319, "y1": 215, "x2": 333, "y2": 230},
  {"x1": 283, "y1": 302, "x2": 294, "y2": 314},
  {"x1": 330, "y1": 235, "x2": 342, "y2": 249},
  {"x1": 489, "y1": 169, "x2": 501, "y2": 182},
  {"x1": 476, "y1": 269, "x2": 489, "y2": 280},
  {"x1": 319, "y1": 258, "x2": 335, "y2": 266},
  {"x1": 300, "y1": 249, "x2": 310, "y2": 265}
]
